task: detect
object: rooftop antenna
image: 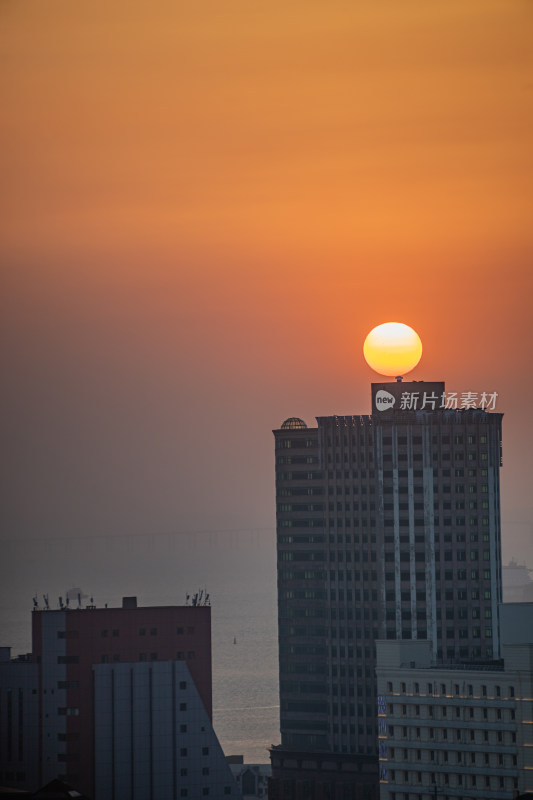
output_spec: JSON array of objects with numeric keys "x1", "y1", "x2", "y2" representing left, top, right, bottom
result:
[
  {"x1": 59, "y1": 596, "x2": 64, "y2": 609},
  {"x1": 77, "y1": 593, "x2": 81, "y2": 608},
  {"x1": 43, "y1": 594, "x2": 49, "y2": 610},
  {"x1": 33, "y1": 595, "x2": 39, "y2": 610}
]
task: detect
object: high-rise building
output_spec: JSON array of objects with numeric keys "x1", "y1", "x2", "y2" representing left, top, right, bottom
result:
[
  {"x1": 1, "y1": 597, "x2": 241, "y2": 800},
  {"x1": 270, "y1": 380, "x2": 503, "y2": 799}
]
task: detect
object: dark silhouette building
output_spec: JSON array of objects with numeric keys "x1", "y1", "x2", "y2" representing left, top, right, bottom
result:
[{"x1": 270, "y1": 380, "x2": 503, "y2": 798}]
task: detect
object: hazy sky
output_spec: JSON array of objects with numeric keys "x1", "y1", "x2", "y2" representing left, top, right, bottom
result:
[{"x1": 2, "y1": 0, "x2": 533, "y2": 578}]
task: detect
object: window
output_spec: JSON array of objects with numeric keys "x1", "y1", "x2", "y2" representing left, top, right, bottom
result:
[
  {"x1": 180, "y1": 748, "x2": 188, "y2": 756},
  {"x1": 202, "y1": 746, "x2": 210, "y2": 755},
  {"x1": 179, "y1": 681, "x2": 187, "y2": 689},
  {"x1": 180, "y1": 703, "x2": 187, "y2": 711}
]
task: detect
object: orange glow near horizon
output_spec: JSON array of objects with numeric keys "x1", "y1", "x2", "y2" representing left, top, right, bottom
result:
[
  {"x1": 364, "y1": 323, "x2": 423, "y2": 377},
  {"x1": 0, "y1": 1, "x2": 533, "y2": 563}
]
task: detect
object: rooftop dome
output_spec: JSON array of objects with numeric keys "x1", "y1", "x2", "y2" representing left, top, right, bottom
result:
[{"x1": 281, "y1": 417, "x2": 308, "y2": 430}]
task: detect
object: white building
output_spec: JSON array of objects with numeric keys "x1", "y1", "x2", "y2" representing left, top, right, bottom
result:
[{"x1": 376, "y1": 604, "x2": 533, "y2": 800}]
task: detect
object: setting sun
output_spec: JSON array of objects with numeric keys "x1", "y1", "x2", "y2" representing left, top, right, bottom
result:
[{"x1": 363, "y1": 322, "x2": 422, "y2": 377}]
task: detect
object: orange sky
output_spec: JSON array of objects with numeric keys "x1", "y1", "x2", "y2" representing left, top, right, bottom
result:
[{"x1": 1, "y1": 0, "x2": 533, "y2": 565}]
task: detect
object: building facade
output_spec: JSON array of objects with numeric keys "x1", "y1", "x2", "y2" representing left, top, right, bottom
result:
[
  {"x1": 94, "y1": 660, "x2": 236, "y2": 800},
  {"x1": 271, "y1": 381, "x2": 503, "y2": 797},
  {"x1": 0, "y1": 649, "x2": 39, "y2": 791},
  {"x1": 375, "y1": 604, "x2": 533, "y2": 800}
]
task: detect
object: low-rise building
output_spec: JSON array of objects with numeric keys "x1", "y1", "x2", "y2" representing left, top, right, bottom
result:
[{"x1": 227, "y1": 759, "x2": 270, "y2": 799}]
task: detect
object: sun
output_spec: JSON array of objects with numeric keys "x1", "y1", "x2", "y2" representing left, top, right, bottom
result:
[{"x1": 363, "y1": 322, "x2": 422, "y2": 377}]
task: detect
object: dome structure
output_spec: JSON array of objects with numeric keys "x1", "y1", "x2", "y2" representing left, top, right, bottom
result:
[{"x1": 280, "y1": 417, "x2": 307, "y2": 430}]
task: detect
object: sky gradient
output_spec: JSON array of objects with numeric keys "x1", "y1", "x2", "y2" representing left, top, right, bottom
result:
[{"x1": 2, "y1": 0, "x2": 533, "y2": 579}]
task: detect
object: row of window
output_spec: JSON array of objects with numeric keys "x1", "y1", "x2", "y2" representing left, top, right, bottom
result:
[
  {"x1": 57, "y1": 626, "x2": 196, "y2": 639},
  {"x1": 276, "y1": 438, "x2": 316, "y2": 449},
  {"x1": 385, "y1": 604, "x2": 492, "y2": 620},
  {"x1": 56, "y1": 652, "x2": 196, "y2": 665},
  {"x1": 387, "y1": 703, "x2": 515, "y2": 722},
  {"x1": 292, "y1": 567, "x2": 497, "y2": 588},
  {"x1": 327, "y1": 452, "x2": 374, "y2": 463},
  {"x1": 383, "y1": 501, "x2": 489, "y2": 513},
  {"x1": 385, "y1": 588, "x2": 492, "y2": 603},
  {"x1": 387, "y1": 772, "x2": 516, "y2": 792},
  {"x1": 386, "y1": 725, "x2": 515, "y2": 746},
  {"x1": 383, "y1": 484, "x2": 489, "y2": 495},
  {"x1": 277, "y1": 486, "x2": 325, "y2": 496},
  {"x1": 382, "y1": 434, "x2": 488, "y2": 446},
  {"x1": 277, "y1": 472, "x2": 324, "y2": 481},
  {"x1": 386, "y1": 680, "x2": 513, "y2": 698},
  {"x1": 327, "y1": 469, "x2": 375, "y2": 479},
  {"x1": 384, "y1": 569, "x2": 494, "y2": 584},
  {"x1": 381, "y1": 452, "x2": 489, "y2": 464},
  {"x1": 384, "y1": 517, "x2": 491, "y2": 527},
  {"x1": 277, "y1": 456, "x2": 317, "y2": 465},
  {"x1": 386, "y1": 747, "x2": 517, "y2": 767}
]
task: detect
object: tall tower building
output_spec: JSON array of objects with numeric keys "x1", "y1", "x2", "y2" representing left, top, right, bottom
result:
[{"x1": 269, "y1": 380, "x2": 503, "y2": 800}]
